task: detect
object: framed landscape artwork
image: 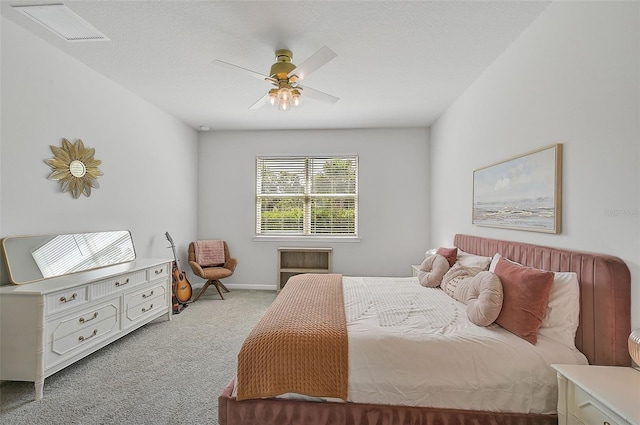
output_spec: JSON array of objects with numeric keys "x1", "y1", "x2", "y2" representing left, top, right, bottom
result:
[{"x1": 473, "y1": 144, "x2": 562, "y2": 234}]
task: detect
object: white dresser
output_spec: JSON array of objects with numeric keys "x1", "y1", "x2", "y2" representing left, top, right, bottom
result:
[
  {"x1": 552, "y1": 364, "x2": 640, "y2": 425},
  {"x1": 0, "y1": 258, "x2": 172, "y2": 400}
]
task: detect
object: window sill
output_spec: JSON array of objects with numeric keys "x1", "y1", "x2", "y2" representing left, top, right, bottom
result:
[{"x1": 253, "y1": 235, "x2": 361, "y2": 243}]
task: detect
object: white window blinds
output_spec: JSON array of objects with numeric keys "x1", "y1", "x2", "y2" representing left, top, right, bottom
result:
[{"x1": 256, "y1": 156, "x2": 358, "y2": 236}]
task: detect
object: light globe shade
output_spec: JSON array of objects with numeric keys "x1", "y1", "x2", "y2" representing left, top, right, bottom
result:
[
  {"x1": 278, "y1": 101, "x2": 291, "y2": 112},
  {"x1": 292, "y1": 90, "x2": 303, "y2": 107},
  {"x1": 267, "y1": 91, "x2": 277, "y2": 106},
  {"x1": 278, "y1": 87, "x2": 292, "y2": 102}
]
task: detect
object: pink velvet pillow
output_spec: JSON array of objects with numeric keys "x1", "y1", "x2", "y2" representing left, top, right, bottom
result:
[
  {"x1": 493, "y1": 257, "x2": 554, "y2": 345},
  {"x1": 436, "y1": 247, "x2": 457, "y2": 267}
]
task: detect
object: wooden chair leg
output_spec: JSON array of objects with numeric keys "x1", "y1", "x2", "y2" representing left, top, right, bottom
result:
[
  {"x1": 213, "y1": 280, "x2": 225, "y2": 300},
  {"x1": 193, "y1": 279, "x2": 228, "y2": 301},
  {"x1": 193, "y1": 280, "x2": 212, "y2": 302}
]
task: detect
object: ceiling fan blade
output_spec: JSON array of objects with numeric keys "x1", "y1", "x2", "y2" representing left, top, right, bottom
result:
[
  {"x1": 213, "y1": 59, "x2": 275, "y2": 83},
  {"x1": 249, "y1": 93, "x2": 269, "y2": 110},
  {"x1": 299, "y1": 85, "x2": 340, "y2": 105},
  {"x1": 289, "y1": 46, "x2": 337, "y2": 81}
]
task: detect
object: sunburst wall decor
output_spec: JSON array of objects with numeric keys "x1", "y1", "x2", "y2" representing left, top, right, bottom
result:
[{"x1": 45, "y1": 138, "x2": 103, "y2": 199}]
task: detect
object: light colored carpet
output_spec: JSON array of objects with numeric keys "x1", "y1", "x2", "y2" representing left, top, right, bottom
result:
[{"x1": 0, "y1": 289, "x2": 276, "y2": 425}]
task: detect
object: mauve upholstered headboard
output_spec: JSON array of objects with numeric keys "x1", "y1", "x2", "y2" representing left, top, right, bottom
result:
[{"x1": 454, "y1": 234, "x2": 632, "y2": 367}]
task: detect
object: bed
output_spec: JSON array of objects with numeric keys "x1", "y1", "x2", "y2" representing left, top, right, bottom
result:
[{"x1": 218, "y1": 234, "x2": 631, "y2": 425}]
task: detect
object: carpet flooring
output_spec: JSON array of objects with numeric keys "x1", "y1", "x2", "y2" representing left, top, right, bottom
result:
[{"x1": 0, "y1": 289, "x2": 276, "y2": 425}]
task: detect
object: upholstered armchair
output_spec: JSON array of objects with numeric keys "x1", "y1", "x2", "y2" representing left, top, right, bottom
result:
[{"x1": 188, "y1": 241, "x2": 238, "y2": 301}]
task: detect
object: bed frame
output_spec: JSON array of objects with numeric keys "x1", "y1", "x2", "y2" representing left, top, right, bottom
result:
[{"x1": 218, "y1": 234, "x2": 631, "y2": 425}]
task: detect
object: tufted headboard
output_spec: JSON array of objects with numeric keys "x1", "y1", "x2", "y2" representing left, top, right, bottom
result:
[{"x1": 454, "y1": 234, "x2": 632, "y2": 367}]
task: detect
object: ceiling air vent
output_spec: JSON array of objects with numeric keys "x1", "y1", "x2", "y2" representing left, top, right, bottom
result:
[{"x1": 13, "y1": 4, "x2": 109, "y2": 42}]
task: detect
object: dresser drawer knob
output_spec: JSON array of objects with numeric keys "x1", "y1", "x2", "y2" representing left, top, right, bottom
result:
[
  {"x1": 115, "y1": 278, "x2": 130, "y2": 287},
  {"x1": 141, "y1": 304, "x2": 154, "y2": 313},
  {"x1": 78, "y1": 329, "x2": 98, "y2": 342},
  {"x1": 60, "y1": 293, "x2": 78, "y2": 303},
  {"x1": 154, "y1": 268, "x2": 163, "y2": 275},
  {"x1": 79, "y1": 312, "x2": 99, "y2": 323},
  {"x1": 142, "y1": 290, "x2": 154, "y2": 299}
]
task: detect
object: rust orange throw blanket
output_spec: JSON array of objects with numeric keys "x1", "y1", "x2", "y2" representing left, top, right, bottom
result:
[{"x1": 236, "y1": 273, "x2": 348, "y2": 401}]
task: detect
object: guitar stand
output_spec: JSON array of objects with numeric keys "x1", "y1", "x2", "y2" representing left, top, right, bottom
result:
[{"x1": 173, "y1": 301, "x2": 189, "y2": 314}]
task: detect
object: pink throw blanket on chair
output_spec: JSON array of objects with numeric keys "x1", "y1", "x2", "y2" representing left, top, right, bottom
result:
[{"x1": 195, "y1": 240, "x2": 225, "y2": 267}]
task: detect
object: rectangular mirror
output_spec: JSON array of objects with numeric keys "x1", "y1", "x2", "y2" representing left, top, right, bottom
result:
[{"x1": 2, "y1": 230, "x2": 136, "y2": 284}]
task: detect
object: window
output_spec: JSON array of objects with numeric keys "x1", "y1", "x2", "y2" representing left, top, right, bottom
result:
[{"x1": 256, "y1": 156, "x2": 358, "y2": 236}]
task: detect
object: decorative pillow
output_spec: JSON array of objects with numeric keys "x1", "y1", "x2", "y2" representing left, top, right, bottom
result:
[
  {"x1": 455, "y1": 271, "x2": 504, "y2": 327},
  {"x1": 494, "y1": 257, "x2": 554, "y2": 345},
  {"x1": 491, "y1": 254, "x2": 580, "y2": 348},
  {"x1": 538, "y1": 271, "x2": 580, "y2": 348},
  {"x1": 418, "y1": 254, "x2": 450, "y2": 288},
  {"x1": 436, "y1": 247, "x2": 457, "y2": 267},
  {"x1": 455, "y1": 249, "x2": 492, "y2": 273},
  {"x1": 440, "y1": 248, "x2": 491, "y2": 294},
  {"x1": 441, "y1": 263, "x2": 478, "y2": 295}
]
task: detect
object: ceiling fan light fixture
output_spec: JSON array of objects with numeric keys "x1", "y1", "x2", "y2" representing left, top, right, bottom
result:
[
  {"x1": 217, "y1": 46, "x2": 337, "y2": 112},
  {"x1": 292, "y1": 89, "x2": 303, "y2": 107},
  {"x1": 278, "y1": 101, "x2": 291, "y2": 112},
  {"x1": 267, "y1": 89, "x2": 278, "y2": 106},
  {"x1": 277, "y1": 87, "x2": 292, "y2": 102}
]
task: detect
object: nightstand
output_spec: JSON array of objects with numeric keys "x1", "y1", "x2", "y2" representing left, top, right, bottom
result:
[{"x1": 552, "y1": 364, "x2": 640, "y2": 425}]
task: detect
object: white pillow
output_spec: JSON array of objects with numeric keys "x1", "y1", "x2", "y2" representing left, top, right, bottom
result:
[
  {"x1": 489, "y1": 253, "x2": 501, "y2": 272},
  {"x1": 489, "y1": 254, "x2": 580, "y2": 348},
  {"x1": 456, "y1": 249, "x2": 492, "y2": 272},
  {"x1": 538, "y1": 271, "x2": 580, "y2": 348}
]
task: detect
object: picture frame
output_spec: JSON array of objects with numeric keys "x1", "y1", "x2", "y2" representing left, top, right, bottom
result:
[{"x1": 473, "y1": 143, "x2": 562, "y2": 234}]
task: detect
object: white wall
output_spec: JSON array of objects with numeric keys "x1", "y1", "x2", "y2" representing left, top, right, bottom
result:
[
  {"x1": 197, "y1": 128, "x2": 430, "y2": 289},
  {"x1": 430, "y1": 2, "x2": 640, "y2": 328},
  {"x1": 0, "y1": 17, "x2": 199, "y2": 282}
]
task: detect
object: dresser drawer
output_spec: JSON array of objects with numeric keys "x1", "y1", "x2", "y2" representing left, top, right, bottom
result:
[
  {"x1": 571, "y1": 385, "x2": 622, "y2": 425},
  {"x1": 123, "y1": 283, "x2": 167, "y2": 328},
  {"x1": 148, "y1": 264, "x2": 169, "y2": 281},
  {"x1": 46, "y1": 298, "x2": 119, "y2": 344},
  {"x1": 46, "y1": 286, "x2": 89, "y2": 314},
  {"x1": 46, "y1": 304, "x2": 120, "y2": 368},
  {"x1": 90, "y1": 269, "x2": 147, "y2": 299}
]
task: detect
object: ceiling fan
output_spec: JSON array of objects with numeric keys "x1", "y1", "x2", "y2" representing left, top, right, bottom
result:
[{"x1": 213, "y1": 46, "x2": 339, "y2": 111}]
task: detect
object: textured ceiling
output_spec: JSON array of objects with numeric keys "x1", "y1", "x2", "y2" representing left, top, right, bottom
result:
[{"x1": 1, "y1": 1, "x2": 550, "y2": 131}]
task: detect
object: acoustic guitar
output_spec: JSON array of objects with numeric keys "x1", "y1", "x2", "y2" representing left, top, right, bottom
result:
[{"x1": 165, "y1": 232, "x2": 193, "y2": 305}]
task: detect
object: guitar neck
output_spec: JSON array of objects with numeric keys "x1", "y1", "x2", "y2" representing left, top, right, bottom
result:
[
  {"x1": 166, "y1": 233, "x2": 183, "y2": 274},
  {"x1": 171, "y1": 246, "x2": 183, "y2": 272}
]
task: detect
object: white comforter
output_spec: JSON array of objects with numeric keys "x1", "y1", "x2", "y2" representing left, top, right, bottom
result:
[{"x1": 342, "y1": 276, "x2": 588, "y2": 414}]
